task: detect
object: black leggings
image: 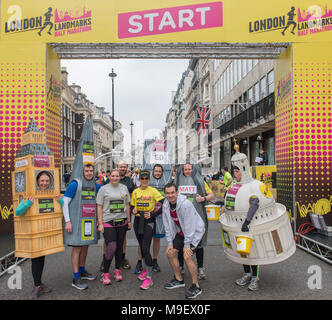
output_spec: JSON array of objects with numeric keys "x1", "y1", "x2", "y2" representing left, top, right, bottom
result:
[
  {"x1": 178, "y1": 247, "x2": 204, "y2": 269},
  {"x1": 134, "y1": 217, "x2": 154, "y2": 267},
  {"x1": 243, "y1": 265, "x2": 259, "y2": 277},
  {"x1": 103, "y1": 225, "x2": 127, "y2": 273},
  {"x1": 31, "y1": 256, "x2": 45, "y2": 287}
]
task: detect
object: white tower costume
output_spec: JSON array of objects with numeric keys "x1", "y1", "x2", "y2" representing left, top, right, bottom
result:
[{"x1": 220, "y1": 148, "x2": 296, "y2": 265}]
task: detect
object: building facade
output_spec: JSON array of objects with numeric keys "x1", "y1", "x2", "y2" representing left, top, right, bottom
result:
[{"x1": 165, "y1": 58, "x2": 275, "y2": 175}]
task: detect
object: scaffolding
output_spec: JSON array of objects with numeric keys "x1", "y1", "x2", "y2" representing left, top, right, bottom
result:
[
  {"x1": 0, "y1": 252, "x2": 26, "y2": 278},
  {"x1": 296, "y1": 233, "x2": 332, "y2": 265}
]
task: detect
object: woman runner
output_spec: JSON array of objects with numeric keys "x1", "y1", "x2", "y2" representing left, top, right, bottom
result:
[
  {"x1": 131, "y1": 169, "x2": 164, "y2": 290},
  {"x1": 96, "y1": 169, "x2": 131, "y2": 285}
]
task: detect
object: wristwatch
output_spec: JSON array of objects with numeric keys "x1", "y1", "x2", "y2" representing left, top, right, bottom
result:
[{"x1": 190, "y1": 244, "x2": 196, "y2": 251}]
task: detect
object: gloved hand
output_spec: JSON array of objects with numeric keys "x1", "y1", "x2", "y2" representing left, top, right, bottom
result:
[{"x1": 241, "y1": 219, "x2": 250, "y2": 232}]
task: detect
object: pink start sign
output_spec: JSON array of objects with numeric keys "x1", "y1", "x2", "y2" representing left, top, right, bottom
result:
[{"x1": 118, "y1": 1, "x2": 223, "y2": 39}]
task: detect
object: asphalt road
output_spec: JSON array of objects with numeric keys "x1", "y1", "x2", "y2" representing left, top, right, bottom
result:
[{"x1": 0, "y1": 220, "x2": 331, "y2": 301}]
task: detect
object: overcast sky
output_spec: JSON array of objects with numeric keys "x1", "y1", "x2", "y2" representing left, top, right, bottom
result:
[{"x1": 61, "y1": 59, "x2": 189, "y2": 152}]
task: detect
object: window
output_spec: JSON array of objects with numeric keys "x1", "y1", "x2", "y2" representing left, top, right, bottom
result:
[
  {"x1": 248, "y1": 87, "x2": 253, "y2": 106},
  {"x1": 260, "y1": 76, "x2": 267, "y2": 99},
  {"x1": 268, "y1": 70, "x2": 274, "y2": 94},
  {"x1": 254, "y1": 82, "x2": 259, "y2": 103},
  {"x1": 248, "y1": 60, "x2": 253, "y2": 72},
  {"x1": 223, "y1": 73, "x2": 227, "y2": 98},
  {"x1": 220, "y1": 75, "x2": 223, "y2": 100},
  {"x1": 238, "y1": 60, "x2": 242, "y2": 82},
  {"x1": 230, "y1": 65, "x2": 232, "y2": 92},
  {"x1": 233, "y1": 61, "x2": 237, "y2": 86},
  {"x1": 242, "y1": 60, "x2": 247, "y2": 78},
  {"x1": 253, "y1": 59, "x2": 258, "y2": 67}
]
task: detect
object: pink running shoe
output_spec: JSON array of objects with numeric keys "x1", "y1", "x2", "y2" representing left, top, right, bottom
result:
[
  {"x1": 137, "y1": 270, "x2": 147, "y2": 281},
  {"x1": 103, "y1": 273, "x2": 111, "y2": 285},
  {"x1": 114, "y1": 269, "x2": 123, "y2": 282},
  {"x1": 140, "y1": 278, "x2": 153, "y2": 290}
]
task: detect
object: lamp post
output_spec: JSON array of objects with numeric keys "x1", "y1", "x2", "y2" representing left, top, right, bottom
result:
[
  {"x1": 130, "y1": 121, "x2": 134, "y2": 168},
  {"x1": 109, "y1": 68, "x2": 117, "y2": 167}
]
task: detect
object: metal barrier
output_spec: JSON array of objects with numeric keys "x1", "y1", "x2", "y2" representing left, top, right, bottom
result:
[{"x1": 0, "y1": 251, "x2": 26, "y2": 278}]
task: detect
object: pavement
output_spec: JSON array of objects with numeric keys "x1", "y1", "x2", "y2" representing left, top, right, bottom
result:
[{"x1": 0, "y1": 220, "x2": 331, "y2": 301}]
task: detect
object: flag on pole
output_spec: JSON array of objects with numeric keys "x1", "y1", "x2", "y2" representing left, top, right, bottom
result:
[{"x1": 196, "y1": 106, "x2": 211, "y2": 134}]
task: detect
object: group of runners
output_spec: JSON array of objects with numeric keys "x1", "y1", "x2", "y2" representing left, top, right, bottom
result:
[{"x1": 16, "y1": 158, "x2": 263, "y2": 300}]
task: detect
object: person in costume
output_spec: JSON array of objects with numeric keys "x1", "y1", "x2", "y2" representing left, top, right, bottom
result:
[
  {"x1": 61, "y1": 115, "x2": 100, "y2": 290},
  {"x1": 15, "y1": 171, "x2": 53, "y2": 299},
  {"x1": 162, "y1": 183, "x2": 205, "y2": 299},
  {"x1": 97, "y1": 169, "x2": 131, "y2": 285},
  {"x1": 130, "y1": 169, "x2": 164, "y2": 290},
  {"x1": 220, "y1": 140, "x2": 296, "y2": 292},
  {"x1": 62, "y1": 164, "x2": 101, "y2": 290},
  {"x1": 175, "y1": 163, "x2": 214, "y2": 279},
  {"x1": 232, "y1": 166, "x2": 260, "y2": 291}
]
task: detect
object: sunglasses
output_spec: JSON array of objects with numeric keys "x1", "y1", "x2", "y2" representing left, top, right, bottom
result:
[{"x1": 140, "y1": 177, "x2": 149, "y2": 180}]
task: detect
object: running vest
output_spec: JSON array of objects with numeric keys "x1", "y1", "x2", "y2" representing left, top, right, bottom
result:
[
  {"x1": 64, "y1": 116, "x2": 97, "y2": 246},
  {"x1": 175, "y1": 164, "x2": 208, "y2": 246}
]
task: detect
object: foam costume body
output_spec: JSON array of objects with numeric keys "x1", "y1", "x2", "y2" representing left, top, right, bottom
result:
[
  {"x1": 63, "y1": 116, "x2": 97, "y2": 246},
  {"x1": 175, "y1": 164, "x2": 208, "y2": 247},
  {"x1": 220, "y1": 149, "x2": 296, "y2": 265},
  {"x1": 12, "y1": 119, "x2": 64, "y2": 258},
  {"x1": 143, "y1": 140, "x2": 173, "y2": 236}
]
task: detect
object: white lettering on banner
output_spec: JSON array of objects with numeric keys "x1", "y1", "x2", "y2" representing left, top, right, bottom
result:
[
  {"x1": 128, "y1": 15, "x2": 143, "y2": 33},
  {"x1": 15, "y1": 159, "x2": 28, "y2": 168},
  {"x1": 178, "y1": 185, "x2": 197, "y2": 194}
]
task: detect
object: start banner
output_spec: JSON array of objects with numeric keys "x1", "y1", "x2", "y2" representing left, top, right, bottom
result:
[{"x1": 1, "y1": 0, "x2": 332, "y2": 43}]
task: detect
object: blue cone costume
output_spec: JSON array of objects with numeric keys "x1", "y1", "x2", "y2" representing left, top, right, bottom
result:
[{"x1": 64, "y1": 116, "x2": 98, "y2": 246}]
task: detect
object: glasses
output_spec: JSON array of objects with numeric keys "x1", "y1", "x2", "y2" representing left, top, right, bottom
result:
[{"x1": 140, "y1": 177, "x2": 149, "y2": 180}]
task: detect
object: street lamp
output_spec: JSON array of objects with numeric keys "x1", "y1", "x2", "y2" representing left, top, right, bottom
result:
[
  {"x1": 130, "y1": 121, "x2": 134, "y2": 167},
  {"x1": 109, "y1": 68, "x2": 117, "y2": 167}
]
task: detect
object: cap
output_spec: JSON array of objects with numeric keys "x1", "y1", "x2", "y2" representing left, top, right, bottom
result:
[{"x1": 140, "y1": 169, "x2": 150, "y2": 178}]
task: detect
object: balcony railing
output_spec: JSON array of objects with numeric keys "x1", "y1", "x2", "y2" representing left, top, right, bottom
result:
[{"x1": 217, "y1": 93, "x2": 275, "y2": 136}]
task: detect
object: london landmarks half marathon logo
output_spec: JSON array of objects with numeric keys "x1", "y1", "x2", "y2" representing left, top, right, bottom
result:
[
  {"x1": 4, "y1": 6, "x2": 93, "y2": 37},
  {"x1": 248, "y1": 4, "x2": 332, "y2": 37}
]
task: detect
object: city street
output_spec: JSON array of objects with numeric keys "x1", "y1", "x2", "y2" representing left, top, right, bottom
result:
[{"x1": 1, "y1": 220, "x2": 331, "y2": 301}]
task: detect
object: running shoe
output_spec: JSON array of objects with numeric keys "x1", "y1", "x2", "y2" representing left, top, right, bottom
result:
[
  {"x1": 185, "y1": 284, "x2": 202, "y2": 299},
  {"x1": 31, "y1": 286, "x2": 42, "y2": 299},
  {"x1": 72, "y1": 278, "x2": 88, "y2": 290},
  {"x1": 164, "y1": 278, "x2": 185, "y2": 290},
  {"x1": 137, "y1": 270, "x2": 147, "y2": 281},
  {"x1": 114, "y1": 269, "x2": 123, "y2": 282},
  {"x1": 103, "y1": 273, "x2": 111, "y2": 285},
  {"x1": 152, "y1": 261, "x2": 161, "y2": 272},
  {"x1": 80, "y1": 270, "x2": 96, "y2": 281},
  {"x1": 248, "y1": 277, "x2": 259, "y2": 291},
  {"x1": 134, "y1": 262, "x2": 143, "y2": 274},
  {"x1": 235, "y1": 273, "x2": 252, "y2": 286},
  {"x1": 140, "y1": 278, "x2": 153, "y2": 290},
  {"x1": 40, "y1": 283, "x2": 52, "y2": 294},
  {"x1": 121, "y1": 258, "x2": 131, "y2": 270},
  {"x1": 198, "y1": 267, "x2": 207, "y2": 280}
]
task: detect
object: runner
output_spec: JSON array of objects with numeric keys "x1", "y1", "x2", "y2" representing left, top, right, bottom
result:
[
  {"x1": 134, "y1": 164, "x2": 169, "y2": 273},
  {"x1": 175, "y1": 163, "x2": 214, "y2": 280},
  {"x1": 162, "y1": 182, "x2": 205, "y2": 299},
  {"x1": 232, "y1": 166, "x2": 260, "y2": 291},
  {"x1": 130, "y1": 169, "x2": 164, "y2": 290},
  {"x1": 96, "y1": 169, "x2": 131, "y2": 285},
  {"x1": 62, "y1": 164, "x2": 100, "y2": 290},
  {"x1": 15, "y1": 171, "x2": 54, "y2": 299}
]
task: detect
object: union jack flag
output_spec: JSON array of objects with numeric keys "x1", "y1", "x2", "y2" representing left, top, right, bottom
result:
[{"x1": 196, "y1": 106, "x2": 211, "y2": 134}]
